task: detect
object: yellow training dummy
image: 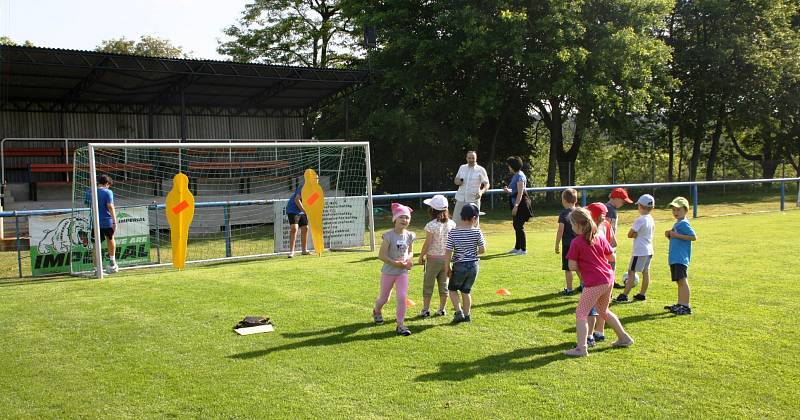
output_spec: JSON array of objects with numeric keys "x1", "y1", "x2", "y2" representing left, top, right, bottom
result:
[
  {"x1": 301, "y1": 169, "x2": 325, "y2": 255},
  {"x1": 165, "y1": 173, "x2": 195, "y2": 269}
]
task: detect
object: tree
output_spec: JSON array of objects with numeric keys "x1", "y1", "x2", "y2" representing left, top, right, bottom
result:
[
  {"x1": 219, "y1": 0, "x2": 358, "y2": 67},
  {"x1": 96, "y1": 36, "x2": 191, "y2": 58},
  {"x1": 521, "y1": 0, "x2": 673, "y2": 186},
  {"x1": 668, "y1": 0, "x2": 798, "y2": 181},
  {"x1": 0, "y1": 36, "x2": 34, "y2": 47}
]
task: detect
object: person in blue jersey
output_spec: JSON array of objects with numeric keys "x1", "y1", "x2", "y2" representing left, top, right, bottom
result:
[
  {"x1": 83, "y1": 174, "x2": 119, "y2": 273},
  {"x1": 444, "y1": 203, "x2": 486, "y2": 324},
  {"x1": 502, "y1": 156, "x2": 532, "y2": 255},
  {"x1": 285, "y1": 181, "x2": 310, "y2": 258}
]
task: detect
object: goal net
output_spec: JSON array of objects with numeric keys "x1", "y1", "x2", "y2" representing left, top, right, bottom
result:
[{"x1": 70, "y1": 141, "x2": 374, "y2": 277}]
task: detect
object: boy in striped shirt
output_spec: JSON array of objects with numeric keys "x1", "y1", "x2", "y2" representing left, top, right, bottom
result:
[{"x1": 445, "y1": 203, "x2": 486, "y2": 323}]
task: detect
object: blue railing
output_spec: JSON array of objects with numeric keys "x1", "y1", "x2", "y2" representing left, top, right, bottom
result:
[{"x1": 1, "y1": 177, "x2": 798, "y2": 278}]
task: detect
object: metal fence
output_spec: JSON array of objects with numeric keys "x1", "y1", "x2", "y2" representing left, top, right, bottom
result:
[{"x1": 1, "y1": 177, "x2": 798, "y2": 279}]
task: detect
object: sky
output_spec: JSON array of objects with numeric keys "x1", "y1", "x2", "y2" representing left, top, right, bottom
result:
[{"x1": 0, "y1": 0, "x2": 250, "y2": 60}]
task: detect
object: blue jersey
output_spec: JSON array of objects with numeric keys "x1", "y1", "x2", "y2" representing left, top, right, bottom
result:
[
  {"x1": 84, "y1": 187, "x2": 115, "y2": 228},
  {"x1": 286, "y1": 184, "x2": 304, "y2": 214},
  {"x1": 668, "y1": 219, "x2": 696, "y2": 266},
  {"x1": 509, "y1": 171, "x2": 527, "y2": 194}
]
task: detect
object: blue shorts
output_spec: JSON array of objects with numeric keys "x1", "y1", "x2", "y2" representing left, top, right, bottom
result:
[{"x1": 448, "y1": 261, "x2": 479, "y2": 294}]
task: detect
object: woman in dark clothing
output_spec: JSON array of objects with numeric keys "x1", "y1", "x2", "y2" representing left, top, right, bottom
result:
[{"x1": 502, "y1": 156, "x2": 532, "y2": 255}]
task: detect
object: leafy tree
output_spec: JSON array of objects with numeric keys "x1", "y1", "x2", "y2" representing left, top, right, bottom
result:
[
  {"x1": 219, "y1": 0, "x2": 357, "y2": 67},
  {"x1": 96, "y1": 36, "x2": 191, "y2": 58},
  {"x1": 0, "y1": 36, "x2": 34, "y2": 47}
]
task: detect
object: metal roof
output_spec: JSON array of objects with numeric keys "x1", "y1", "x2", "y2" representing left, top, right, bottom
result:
[{"x1": 0, "y1": 45, "x2": 369, "y2": 115}]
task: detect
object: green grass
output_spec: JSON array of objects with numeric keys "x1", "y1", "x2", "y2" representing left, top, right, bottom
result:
[{"x1": 1, "y1": 204, "x2": 799, "y2": 418}]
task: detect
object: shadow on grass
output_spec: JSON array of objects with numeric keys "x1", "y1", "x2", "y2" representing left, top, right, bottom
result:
[
  {"x1": 0, "y1": 275, "x2": 92, "y2": 287},
  {"x1": 560, "y1": 310, "x2": 675, "y2": 333},
  {"x1": 487, "y1": 300, "x2": 573, "y2": 317},
  {"x1": 479, "y1": 252, "x2": 518, "y2": 261},
  {"x1": 347, "y1": 256, "x2": 379, "y2": 264},
  {"x1": 228, "y1": 321, "x2": 438, "y2": 360},
  {"x1": 414, "y1": 342, "x2": 622, "y2": 382},
  {"x1": 474, "y1": 292, "x2": 562, "y2": 309}
]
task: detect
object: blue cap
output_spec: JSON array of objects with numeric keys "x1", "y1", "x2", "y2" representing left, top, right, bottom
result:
[{"x1": 460, "y1": 203, "x2": 480, "y2": 220}]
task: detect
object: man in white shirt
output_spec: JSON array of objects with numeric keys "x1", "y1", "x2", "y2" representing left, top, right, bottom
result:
[{"x1": 453, "y1": 151, "x2": 489, "y2": 224}]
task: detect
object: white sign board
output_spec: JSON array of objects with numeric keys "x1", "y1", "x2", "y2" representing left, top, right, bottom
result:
[{"x1": 274, "y1": 196, "x2": 366, "y2": 252}]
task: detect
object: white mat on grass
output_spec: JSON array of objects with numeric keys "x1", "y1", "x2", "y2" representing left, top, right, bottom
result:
[{"x1": 235, "y1": 324, "x2": 275, "y2": 335}]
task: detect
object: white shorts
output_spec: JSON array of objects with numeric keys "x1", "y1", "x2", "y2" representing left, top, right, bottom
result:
[{"x1": 628, "y1": 255, "x2": 652, "y2": 273}]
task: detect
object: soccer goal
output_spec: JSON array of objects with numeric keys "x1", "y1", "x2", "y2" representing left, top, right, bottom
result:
[{"x1": 70, "y1": 141, "x2": 375, "y2": 278}]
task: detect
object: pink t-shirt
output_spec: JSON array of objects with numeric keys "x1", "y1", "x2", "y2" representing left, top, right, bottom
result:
[{"x1": 566, "y1": 234, "x2": 615, "y2": 288}]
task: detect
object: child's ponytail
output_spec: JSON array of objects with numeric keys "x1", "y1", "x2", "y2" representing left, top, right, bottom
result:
[{"x1": 569, "y1": 207, "x2": 597, "y2": 245}]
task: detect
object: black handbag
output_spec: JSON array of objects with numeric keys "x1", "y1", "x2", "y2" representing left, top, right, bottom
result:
[{"x1": 234, "y1": 316, "x2": 273, "y2": 329}]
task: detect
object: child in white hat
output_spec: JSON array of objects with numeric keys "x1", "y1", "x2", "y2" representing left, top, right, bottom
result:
[
  {"x1": 418, "y1": 195, "x2": 456, "y2": 318},
  {"x1": 615, "y1": 194, "x2": 656, "y2": 303}
]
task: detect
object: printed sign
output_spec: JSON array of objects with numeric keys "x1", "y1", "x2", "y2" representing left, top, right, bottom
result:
[
  {"x1": 29, "y1": 206, "x2": 151, "y2": 276},
  {"x1": 274, "y1": 196, "x2": 366, "y2": 252}
]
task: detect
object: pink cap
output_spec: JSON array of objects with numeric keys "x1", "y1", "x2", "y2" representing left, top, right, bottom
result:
[
  {"x1": 391, "y1": 203, "x2": 413, "y2": 221},
  {"x1": 586, "y1": 202, "x2": 608, "y2": 222}
]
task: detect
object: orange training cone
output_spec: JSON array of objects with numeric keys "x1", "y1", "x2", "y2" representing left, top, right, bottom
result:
[
  {"x1": 496, "y1": 288, "x2": 512, "y2": 296},
  {"x1": 405, "y1": 298, "x2": 416, "y2": 308}
]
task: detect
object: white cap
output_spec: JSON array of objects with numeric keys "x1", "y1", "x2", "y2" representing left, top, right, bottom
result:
[
  {"x1": 636, "y1": 194, "x2": 655, "y2": 208},
  {"x1": 423, "y1": 194, "x2": 449, "y2": 211}
]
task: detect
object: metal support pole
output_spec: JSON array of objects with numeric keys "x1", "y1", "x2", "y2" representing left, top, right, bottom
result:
[
  {"x1": 15, "y1": 214, "x2": 22, "y2": 278},
  {"x1": 419, "y1": 161, "x2": 423, "y2": 208},
  {"x1": 581, "y1": 189, "x2": 588, "y2": 207},
  {"x1": 88, "y1": 145, "x2": 104, "y2": 279},
  {"x1": 780, "y1": 181, "x2": 785, "y2": 211},
  {"x1": 365, "y1": 143, "x2": 376, "y2": 252},
  {"x1": 153, "y1": 202, "x2": 161, "y2": 264},
  {"x1": 692, "y1": 184, "x2": 699, "y2": 219},
  {"x1": 224, "y1": 205, "x2": 232, "y2": 257}
]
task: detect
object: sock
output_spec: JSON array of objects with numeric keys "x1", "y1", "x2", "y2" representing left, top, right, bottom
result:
[{"x1": 110, "y1": 257, "x2": 116, "y2": 264}]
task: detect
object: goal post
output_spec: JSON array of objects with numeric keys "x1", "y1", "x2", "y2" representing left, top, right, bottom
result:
[{"x1": 72, "y1": 141, "x2": 375, "y2": 279}]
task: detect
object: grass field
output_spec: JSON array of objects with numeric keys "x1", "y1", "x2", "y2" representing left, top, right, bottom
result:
[{"x1": 1, "y1": 203, "x2": 799, "y2": 418}]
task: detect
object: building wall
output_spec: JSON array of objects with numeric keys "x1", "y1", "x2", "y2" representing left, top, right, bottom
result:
[{"x1": 0, "y1": 110, "x2": 305, "y2": 182}]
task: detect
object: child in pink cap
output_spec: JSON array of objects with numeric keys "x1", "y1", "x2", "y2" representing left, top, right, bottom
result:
[{"x1": 373, "y1": 203, "x2": 416, "y2": 336}]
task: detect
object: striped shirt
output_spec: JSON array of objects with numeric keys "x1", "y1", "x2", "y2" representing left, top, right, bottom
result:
[{"x1": 445, "y1": 227, "x2": 485, "y2": 263}]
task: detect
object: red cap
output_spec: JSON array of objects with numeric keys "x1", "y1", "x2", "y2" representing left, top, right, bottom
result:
[
  {"x1": 609, "y1": 188, "x2": 633, "y2": 203},
  {"x1": 586, "y1": 202, "x2": 608, "y2": 222}
]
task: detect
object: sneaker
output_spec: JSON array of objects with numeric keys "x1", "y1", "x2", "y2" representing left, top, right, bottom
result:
[
  {"x1": 107, "y1": 263, "x2": 119, "y2": 274},
  {"x1": 372, "y1": 310, "x2": 384, "y2": 325},
  {"x1": 612, "y1": 337, "x2": 635, "y2": 348},
  {"x1": 452, "y1": 311, "x2": 465, "y2": 323},
  {"x1": 287, "y1": 253, "x2": 294, "y2": 259},
  {"x1": 435, "y1": 309, "x2": 446, "y2": 317},
  {"x1": 463, "y1": 314, "x2": 471, "y2": 323},
  {"x1": 674, "y1": 305, "x2": 692, "y2": 315},
  {"x1": 664, "y1": 303, "x2": 681, "y2": 312},
  {"x1": 420, "y1": 310, "x2": 431, "y2": 318},
  {"x1": 561, "y1": 288, "x2": 574, "y2": 296},
  {"x1": 587, "y1": 336, "x2": 596, "y2": 348},
  {"x1": 507, "y1": 249, "x2": 520, "y2": 254},
  {"x1": 564, "y1": 346, "x2": 589, "y2": 357},
  {"x1": 633, "y1": 294, "x2": 647, "y2": 301},
  {"x1": 592, "y1": 332, "x2": 606, "y2": 342},
  {"x1": 614, "y1": 294, "x2": 629, "y2": 303},
  {"x1": 396, "y1": 325, "x2": 411, "y2": 336},
  {"x1": 613, "y1": 282, "x2": 625, "y2": 289},
  {"x1": 575, "y1": 286, "x2": 583, "y2": 293},
  {"x1": 301, "y1": 250, "x2": 311, "y2": 255},
  {"x1": 515, "y1": 250, "x2": 527, "y2": 256}
]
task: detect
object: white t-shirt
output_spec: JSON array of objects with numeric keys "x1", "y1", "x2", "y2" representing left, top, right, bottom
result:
[
  {"x1": 454, "y1": 164, "x2": 489, "y2": 202},
  {"x1": 424, "y1": 219, "x2": 457, "y2": 256},
  {"x1": 631, "y1": 214, "x2": 655, "y2": 256}
]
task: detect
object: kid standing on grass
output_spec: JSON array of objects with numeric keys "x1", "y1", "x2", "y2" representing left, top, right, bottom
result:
[
  {"x1": 664, "y1": 197, "x2": 697, "y2": 315},
  {"x1": 565, "y1": 208, "x2": 633, "y2": 357},
  {"x1": 615, "y1": 194, "x2": 656, "y2": 303},
  {"x1": 418, "y1": 194, "x2": 456, "y2": 318},
  {"x1": 556, "y1": 188, "x2": 579, "y2": 295},
  {"x1": 445, "y1": 203, "x2": 486, "y2": 324},
  {"x1": 605, "y1": 188, "x2": 633, "y2": 288},
  {"x1": 586, "y1": 202, "x2": 617, "y2": 345},
  {"x1": 373, "y1": 203, "x2": 416, "y2": 336}
]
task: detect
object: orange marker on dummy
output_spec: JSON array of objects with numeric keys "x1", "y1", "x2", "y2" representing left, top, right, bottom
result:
[
  {"x1": 301, "y1": 168, "x2": 325, "y2": 255},
  {"x1": 165, "y1": 173, "x2": 195, "y2": 269}
]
